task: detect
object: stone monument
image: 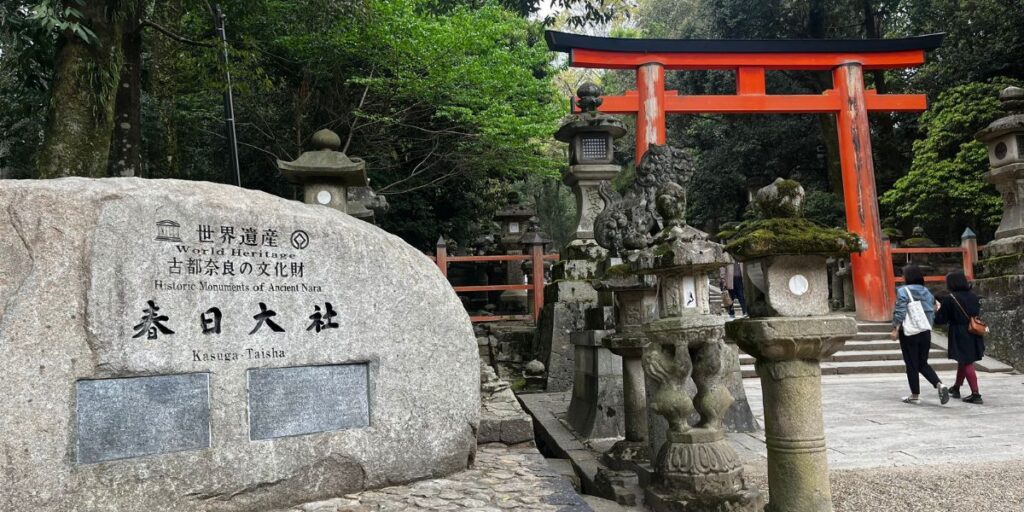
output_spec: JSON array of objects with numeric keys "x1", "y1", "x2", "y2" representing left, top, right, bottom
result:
[
  {"x1": 0, "y1": 178, "x2": 479, "y2": 512},
  {"x1": 974, "y1": 85, "x2": 1024, "y2": 371},
  {"x1": 724, "y1": 178, "x2": 859, "y2": 512},
  {"x1": 540, "y1": 83, "x2": 625, "y2": 392}
]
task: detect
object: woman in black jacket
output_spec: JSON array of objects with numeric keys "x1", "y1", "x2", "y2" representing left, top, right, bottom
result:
[{"x1": 933, "y1": 271, "x2": 986, "y2": 404}]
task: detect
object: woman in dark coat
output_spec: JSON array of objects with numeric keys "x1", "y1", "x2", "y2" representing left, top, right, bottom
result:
[{"x1": 933, "y1": 270, "x2": 986, "y2": 404}]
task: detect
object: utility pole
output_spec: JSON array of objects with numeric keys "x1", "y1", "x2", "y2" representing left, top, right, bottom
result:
[{"x1": 211, "y1": 4, "x2": 241, "y2": 187}]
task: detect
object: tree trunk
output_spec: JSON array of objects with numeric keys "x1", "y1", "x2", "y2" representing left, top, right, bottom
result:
[
  {"x1": 37, "y1": 1, "x2": 126, "y2": 178},
  {"x1": 108, "y1": 1, "x2": 144, "y2": 177},
  {"x1": 147, "y1": 1, "x2": 184, "y2": 179}
]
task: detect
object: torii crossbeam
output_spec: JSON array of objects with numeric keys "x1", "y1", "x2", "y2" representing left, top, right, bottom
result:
[{"x1": 546, "y1": 30, "x2": 944, "y2": 322}]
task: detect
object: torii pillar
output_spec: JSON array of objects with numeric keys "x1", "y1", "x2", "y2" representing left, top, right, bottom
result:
[{"x1": 547, "y1": 31, "x2": 945, "y2": 322}]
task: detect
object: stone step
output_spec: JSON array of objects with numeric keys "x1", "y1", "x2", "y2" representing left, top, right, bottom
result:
[
  {"x1": 830, "y1": 349, "x2": 943, "y2": 363},
  {"x1": 852, "y1": 331, "x2": 895, "y2": 342},
  {"x1": 742, "y1": 359, "x2": 960, "y2": 378},
  {"x1": 741, "y1": 348, "x2": 937, "y2": 364},
  {"x1": 857, "y1": 322, "x2": 893, "y2": 334},
  {"x1": 834, "y1": 339, "x2": 902, "y2": 351}
]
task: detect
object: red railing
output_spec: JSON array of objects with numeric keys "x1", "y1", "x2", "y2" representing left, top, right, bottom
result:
[
  {"x1": 432, "y1": 241, "x2": 559, "y2": 323},
  {"x1": 884, "y1": 235, "x2": 978, "y2": 284}
]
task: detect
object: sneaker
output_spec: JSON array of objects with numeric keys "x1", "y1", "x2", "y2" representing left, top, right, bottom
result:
[
  {"x1": 938, "y1": 385, "x2": 950, "y2": 405},
  {"x1": 962, "y1": 394, "x2": 984, "y2": 405},
  {"x1": 902, "y1": 396, "x2": 921, "y2": 404},
  {"x1": 949, "y1": 386, "x2": 961, "y2": 399}
]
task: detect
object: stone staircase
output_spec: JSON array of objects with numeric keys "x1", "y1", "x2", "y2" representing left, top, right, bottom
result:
[{"x1": 739, "y1": 320, "x2": 968, "y2": 378}]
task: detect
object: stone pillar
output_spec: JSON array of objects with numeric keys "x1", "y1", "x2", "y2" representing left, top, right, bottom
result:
[
  {"x1": 723, "y1": 179, "x2": 859, "y2": 512},
  {"x1": 728, "y1": 317, "x2": 854, "y2": 512},
  {"x1": 596, "y1": 273, "x2": 659, "y2": 468},
  {"x1": 566, "y1": 305, "x2": 624, "y2": 439}
]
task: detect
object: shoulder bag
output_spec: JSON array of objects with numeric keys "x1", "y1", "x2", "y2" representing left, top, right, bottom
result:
[
  {"x1": 951, "y1": 294, "x2": 989, "y2": 337},
  {"x1": 901, "y1": 286, "x2": 931, "y2": 336}
]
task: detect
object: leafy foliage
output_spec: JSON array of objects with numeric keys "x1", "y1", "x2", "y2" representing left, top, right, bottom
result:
[{"x1": 880, "y1": 79, "x2": 1019, "y2": 243}]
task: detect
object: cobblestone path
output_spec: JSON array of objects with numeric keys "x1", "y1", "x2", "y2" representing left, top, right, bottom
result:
[{"x1": 287, "y1": 445, "x2": 590, "y2": 512}]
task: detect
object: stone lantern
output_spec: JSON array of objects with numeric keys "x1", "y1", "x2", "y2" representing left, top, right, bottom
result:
[
  {"x1": 538, "y1": 84, "x2": 626, "y2": 393},
  {"x1": 620, "y1": 146, "x2": 763, "y2": 512},
  {"x1": 494, "y1": 193, "x2": 536, "y2": 312},
  {"x1": 724, "y1": 179, "x2": 859, "y2": 512},
  {"x1": 555, "y1": 82, "x2": 626, "y2": 250},
  {"x1": 277, "y1": 129, "x2": 368, "y2": 215},
  {"x1": 976, "y1": 86, "x2": 1024, "y2": 259}
]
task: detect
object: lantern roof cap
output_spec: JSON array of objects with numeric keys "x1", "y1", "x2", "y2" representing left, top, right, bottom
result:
[
  {"x1": 977, "y1": 87, "x2": 1024, "y2": 142},
  {"x1": 554, "y1": 82, "x2": 627, "y2": 142},
  {"x1": 277, "y1": 129, "x2": 368, "y2": 186}
]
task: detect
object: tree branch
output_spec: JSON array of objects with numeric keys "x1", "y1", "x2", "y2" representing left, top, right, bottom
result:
[{"x1": 141, "y1": 20, "x2": 214, "y2": 48}]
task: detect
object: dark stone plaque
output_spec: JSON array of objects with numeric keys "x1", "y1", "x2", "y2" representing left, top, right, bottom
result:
[
  {"x1": 76, "y1": 373, "x2": 211, "y2": 464},
  {"x1": 248, "y1": 364, "x2": 369, "y2": 440}
]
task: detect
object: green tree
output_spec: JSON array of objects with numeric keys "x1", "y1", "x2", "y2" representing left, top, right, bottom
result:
[
  {"x1": 880, "y1": 80, "x2": 1018, "y2": 243},
  {"x1": 34, "y1": 0, "x2": 134, "y2": 178}
]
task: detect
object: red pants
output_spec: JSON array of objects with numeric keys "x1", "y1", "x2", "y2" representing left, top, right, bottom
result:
[{"x1": 955, "y1": 363, "x2": 979, "y2": 394}]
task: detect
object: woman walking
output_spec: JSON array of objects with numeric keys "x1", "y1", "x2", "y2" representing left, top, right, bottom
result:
[
  {"x1": 891, "y1": 264, "x2": 950, "y2": 405},
  {"x1": 934, "y1": 270, "x2": 986, "y2": 404}
]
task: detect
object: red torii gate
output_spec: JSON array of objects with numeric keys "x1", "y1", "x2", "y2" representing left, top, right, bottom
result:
[{"x1": 546, "y1": 31, "x2": 944, "y2": 323}]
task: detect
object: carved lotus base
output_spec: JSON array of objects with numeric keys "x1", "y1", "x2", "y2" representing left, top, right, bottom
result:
[
  {"x1": 603, "y1": 439, "x2": 651, "y2": 470},
  {"x1": 645, "y1": 482, "x2": 765, "y2": 512},
  {"x1": 653, "y1": 433, "x2": 745, "y2": 496}
]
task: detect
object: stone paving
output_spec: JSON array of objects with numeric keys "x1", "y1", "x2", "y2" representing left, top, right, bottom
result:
[
  {"x1": 731, "y1": 371, "x2": 1024, "y2": 469},
  {"x1": 283, "y1": 445, "x2": 591, "y2": 512}
]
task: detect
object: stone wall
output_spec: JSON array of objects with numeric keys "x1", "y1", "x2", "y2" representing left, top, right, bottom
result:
[{"x1": 974, "y1": 275, "x2": 1024, "y2": 372}]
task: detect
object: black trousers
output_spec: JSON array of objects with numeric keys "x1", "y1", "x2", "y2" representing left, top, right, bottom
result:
[
  {"x1": 729, "y1": 276, "x2": 746, "y2": 315},
  {"x1": 899, "y1": 329, "x2": 940, "y2": 395}
]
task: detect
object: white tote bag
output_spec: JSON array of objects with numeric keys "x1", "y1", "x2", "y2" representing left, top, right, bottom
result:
[{"x1": 901, "y1": 286, "x2": 931, "y2": 336}]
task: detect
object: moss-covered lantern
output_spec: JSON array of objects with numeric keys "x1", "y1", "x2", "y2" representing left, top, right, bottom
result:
[{"x1": 723, "y1": 178, "x2": 861, "y2": 317}]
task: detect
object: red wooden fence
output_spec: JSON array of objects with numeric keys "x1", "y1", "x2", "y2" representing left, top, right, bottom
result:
[
  {"x1": 884, "y1": 235, "x2": 977, "y2": 285},
  {"x1": 432, "y1": 242, "x2": 559, "y2": 323}
]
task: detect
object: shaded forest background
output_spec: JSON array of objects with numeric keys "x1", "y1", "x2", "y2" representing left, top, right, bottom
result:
[{"x1": 1, "y1": 0, "x2": 1021, "y2": 250}]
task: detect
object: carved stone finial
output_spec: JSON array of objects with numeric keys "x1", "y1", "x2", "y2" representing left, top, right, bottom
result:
[
  {"x1": 752, "y1": 178, "x2": 805, "y2": 219},
  {"x1": 310, "y1": 129, "x2": 342, "y2": 151},
  {"x1": 576, "y1": 82, "x2": 604, "y2": 113},
  {"x1": 1000, "y1": 86, "x2": 1024, "y2": 114}
]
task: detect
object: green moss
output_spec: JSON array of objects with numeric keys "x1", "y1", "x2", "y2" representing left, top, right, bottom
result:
[
  {"x1": 775, "y1": 179, "x2": 802, "y2": 195},
  {"x1": 979, "y1": 253, "x2": 1024, "y2": 278},
  {"x1": 604, "y1": 263, "x2": 631, "y2": 277},
  {"x1": 716, "y1": 228, "x2": 738, "y2": 241},
  {"x1": 754, "y1": 179, "x2": 804, "y2": 219},
  {"x1": 509, "y1": 377, "x2": 527, "y2": 391},
  {"x1": 882, "y1": 227, "x2": 904, "y2": 239},
  {"x1": 723, "y1": 217, "x2": 861, "y2": 258},
  {"x1": 902, "y1": 237, "x2": 939, "y2": 248}
]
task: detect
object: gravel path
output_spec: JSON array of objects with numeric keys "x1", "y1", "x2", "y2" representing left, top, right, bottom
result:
[{"x1": 743, "y1": 458, "x2": 1024, "y2": 511}]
